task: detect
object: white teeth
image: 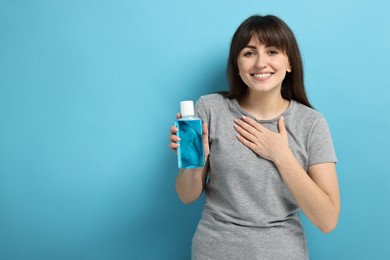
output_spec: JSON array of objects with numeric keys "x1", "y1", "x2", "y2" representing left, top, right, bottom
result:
[{"x1": 254, "y1": 73, "x2": 271, "y2": 78}]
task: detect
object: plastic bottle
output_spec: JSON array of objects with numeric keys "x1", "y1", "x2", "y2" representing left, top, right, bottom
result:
[{"x1": 175, "y1": 101, "x2": 205, "y2": 169}]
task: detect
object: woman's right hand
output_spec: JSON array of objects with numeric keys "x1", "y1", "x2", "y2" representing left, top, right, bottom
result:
[
  {"x1": 168, "y1": 113, "x2": 210, "y2": 160},
  {"x1": 170, "y1": 112, "x2": 210, "y2": 204}
]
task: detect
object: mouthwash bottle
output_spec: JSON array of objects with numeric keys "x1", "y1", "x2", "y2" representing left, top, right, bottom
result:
[{"x1": 175, "y1": 100, "x2": 205, "y2": 169}]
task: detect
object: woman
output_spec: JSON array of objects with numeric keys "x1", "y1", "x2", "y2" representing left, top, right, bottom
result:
[{"x1": 169, "y1": 14, "x2": 340, "y2": 260}]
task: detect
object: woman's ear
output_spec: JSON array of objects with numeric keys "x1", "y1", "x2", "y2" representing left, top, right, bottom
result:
[{"x1": 287, "y1": 64, "x2": 292, "y2": 73}]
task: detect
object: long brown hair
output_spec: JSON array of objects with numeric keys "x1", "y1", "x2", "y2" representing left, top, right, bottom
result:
[{"x1": 224, "y1": 15, "x2": 313, "y2": 108}]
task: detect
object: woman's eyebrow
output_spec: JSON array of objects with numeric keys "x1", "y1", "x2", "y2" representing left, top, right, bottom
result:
[{"x1": 244, "y1": 45, "x2": 257, "y2": 49}]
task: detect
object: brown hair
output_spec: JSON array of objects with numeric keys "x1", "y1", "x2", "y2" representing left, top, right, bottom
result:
[{"x1": 224, "y1": 15, "x2": 313, "y2": 108}]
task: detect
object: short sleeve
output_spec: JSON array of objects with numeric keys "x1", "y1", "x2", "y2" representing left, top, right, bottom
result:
[
  {"x1": 194, "y1": 97, "x2": 208, "y2": 124},
  {"x1": 308, "y1": 116, "x2": 337, "y2": 166}
]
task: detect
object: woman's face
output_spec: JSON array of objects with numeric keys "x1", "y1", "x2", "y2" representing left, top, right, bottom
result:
[{"x1": 237, "y1": 34, "x2": 291, "y2": 95}]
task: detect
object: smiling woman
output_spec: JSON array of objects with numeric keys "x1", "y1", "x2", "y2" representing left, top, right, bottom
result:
[
  {"x1": 236, "y1": 36, "x2": 292, "y2": 119},
  {"x1": 226, "y1": 15, "x2": 312, "y2": 110},
  {"x1": 168, "y1": 15, "x2": 340, "y2": 260},
  {"x1": 238, "y1": 39, "x2": 291, "y2": 92}
]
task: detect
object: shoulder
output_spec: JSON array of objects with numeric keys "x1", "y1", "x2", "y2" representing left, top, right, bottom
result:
[
  {"x1": 287, "y1": 100, "x2": 333, "y2": 138},
  {"x1": 198, "y1": 93, "x2": 226, "y2": 103},
  {"x1": 195, "y1": 93, "x2": 233, "y2": 121},
  {"x1": 197, "y1": 93, "x2": 229, "y2": 110},
  {"x1": 290, "y1": 100, "x2": 336, "y2": 148},
  {"x1": 291, "y1": 102, "x2": 337, "y2": 163},
  {"x1": 291, "y1": 100, "x2": 326, "y2": 124}
]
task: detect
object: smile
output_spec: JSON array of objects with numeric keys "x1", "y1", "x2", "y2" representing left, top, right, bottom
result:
[
  {"x1": 253, "y1": 73, "x2": 272, "y2": 79},
  {"x1": 252, "y1": 72, "x2": 274, "y2": 81}
]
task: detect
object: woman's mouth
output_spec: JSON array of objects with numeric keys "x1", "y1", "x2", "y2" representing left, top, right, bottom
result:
[{"x1": 253, "y1": 73, "x2": 273, "y2": 80}]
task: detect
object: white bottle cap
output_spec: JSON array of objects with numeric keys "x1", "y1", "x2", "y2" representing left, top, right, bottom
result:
[{"x1": 180, "y1": 100, "x2": 194, "y2": 116}]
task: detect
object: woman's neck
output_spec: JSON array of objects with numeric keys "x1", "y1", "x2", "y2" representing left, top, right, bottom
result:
[{"x1": 238, "y1": 90, "x2": 290, "y2": 120}]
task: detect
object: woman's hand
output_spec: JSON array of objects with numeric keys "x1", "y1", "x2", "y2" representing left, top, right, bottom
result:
[
  {"x1": 168, "y1": 113, "x2": 182, "y2": 153},
  {"x1": 233, "y1": 115, "x2": 289, "y2": 162},
  {"x1": 169, "y1": 113, "x2": 210, "y2": 204},
  {"x1": 168, "y1": 113, "x2": 210, "y2": 160},
  {"x1": 234, "y1": 115, "x2": 340, "y2": 233}
]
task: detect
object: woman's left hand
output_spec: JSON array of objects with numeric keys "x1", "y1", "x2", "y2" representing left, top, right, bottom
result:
[{"x1": 233, "y1": 115, "x2": 290, "y2": 162}]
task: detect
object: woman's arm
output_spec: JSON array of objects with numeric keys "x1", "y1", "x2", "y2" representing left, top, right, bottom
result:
[
  {"x1": 169, "y1": 113, "x2": 210, "y2": 204},
  {"x1": 175, "y1": 160, "x2": 209, "y2": 204},
  {"x1": 234, "y1": 115, "x2": 340, "y2": 233},
  {"x1": 274, "y1": 154, "x2": 340, "y2": 233}
]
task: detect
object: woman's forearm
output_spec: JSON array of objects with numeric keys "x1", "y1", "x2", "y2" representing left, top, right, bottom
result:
[
  {"x1": 175, "y1": 162, "x2": 208, "y2": 204},
  {"x1": 274, "y1": 150, "x2": 340, "y2": 233}
]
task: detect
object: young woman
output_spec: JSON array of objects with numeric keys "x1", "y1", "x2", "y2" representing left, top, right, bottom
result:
[{"x1": 169, "y1": 14, "x2": 340, "y2": 260}]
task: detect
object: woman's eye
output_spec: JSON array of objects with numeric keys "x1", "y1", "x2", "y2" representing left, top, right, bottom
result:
[
  {"x1": 267, "y1": 49, "x2": 279, "y2": 55},
  {"x1": 243, "y1": 51, "x2": 255, "y2": 56}
]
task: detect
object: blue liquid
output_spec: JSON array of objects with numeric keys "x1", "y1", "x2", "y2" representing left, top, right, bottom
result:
[{"x1": 175, "y1": 118, "x2": 205, "y2": 169}]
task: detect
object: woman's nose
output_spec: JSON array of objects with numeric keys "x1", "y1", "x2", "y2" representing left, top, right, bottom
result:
[{"x1": 255, "y1": 54, "x2": 267, "y2": 69}]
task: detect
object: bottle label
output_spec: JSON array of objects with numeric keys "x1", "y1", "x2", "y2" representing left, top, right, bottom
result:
[{"x1": 176, "y1": 119, "x2": 205, "y2": 169}]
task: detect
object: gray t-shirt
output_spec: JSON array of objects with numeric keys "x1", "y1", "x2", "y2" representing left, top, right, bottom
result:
[{"x1": 191, "y1": 94, "x2": 337, "y2": 260}]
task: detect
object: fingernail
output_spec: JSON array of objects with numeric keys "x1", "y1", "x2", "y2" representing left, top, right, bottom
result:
[{"x1": 242, "y1": 115, "x2": 247, "y2": 120}]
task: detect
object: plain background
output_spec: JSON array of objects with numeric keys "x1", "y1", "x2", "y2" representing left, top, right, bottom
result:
[{"x1": 1, "y1": 0, "x2": 389, "y2": 259}]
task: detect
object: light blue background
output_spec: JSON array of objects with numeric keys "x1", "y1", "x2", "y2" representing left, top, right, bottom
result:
[{"x1": 1, "y1": 0, "x2": 389, "y2": 259}]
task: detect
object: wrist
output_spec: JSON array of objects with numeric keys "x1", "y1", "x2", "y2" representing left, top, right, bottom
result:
[{"x1": 273, "y1": 148, "x2": 294, "y2": 168}]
